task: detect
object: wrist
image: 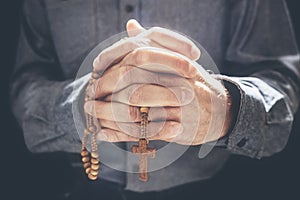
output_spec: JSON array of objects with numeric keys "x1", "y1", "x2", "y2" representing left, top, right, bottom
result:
[
  {"x1": 219, "y1": 79, "x2": 241, "y2": 138},
  {"x1": 220, "y1": 87, "x2": 233, "y2": 138}
]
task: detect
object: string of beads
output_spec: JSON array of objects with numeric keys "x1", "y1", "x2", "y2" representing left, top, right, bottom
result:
[{"x1": 81, "y1": 71, "x2": 101, "y2": 180}]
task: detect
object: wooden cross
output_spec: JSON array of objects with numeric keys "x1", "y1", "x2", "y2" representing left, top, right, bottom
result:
[
  {"x1": 131, "y1": 107, "x2": 156, "y2": 182},
  {"x1": 132, "y1": 139, "x2": 156, "y2": 182}
]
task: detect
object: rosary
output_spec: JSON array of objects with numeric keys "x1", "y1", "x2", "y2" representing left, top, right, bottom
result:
[{"x1": 81, "y1": 71, "x2": 156, "y2": 182}]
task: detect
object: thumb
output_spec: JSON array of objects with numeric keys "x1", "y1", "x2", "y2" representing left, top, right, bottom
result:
[{"x1": 126, "y1": 19, "x2": 145, "y2": 37}]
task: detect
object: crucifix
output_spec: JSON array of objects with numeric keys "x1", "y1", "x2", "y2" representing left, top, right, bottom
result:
[
  {"x1": 131, "y1": 107, "x2": 156, "y2": 182},
  {"x1": 82, "y1": 72, "x2": 158, "y2": 182}
]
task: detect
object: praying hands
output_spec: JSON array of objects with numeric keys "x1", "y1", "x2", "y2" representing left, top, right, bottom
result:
[{"x1": 84, "y1": 19, "x2": 232, "y2": 146}]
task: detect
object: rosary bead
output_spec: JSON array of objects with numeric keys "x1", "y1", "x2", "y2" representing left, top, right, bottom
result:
[
  {"x1": 84, "y1": 129, "x2": 91, "y2": 135},
  {"x1": 91, "y1": 158, "x2": 99, "y2": 164},
  {"x1": 140, "y1": 107, "x2": 149, "y2": 113},
  {"x1": 85, "y1": 97, "x2": 92, "y2": 102},
  {"x1": 91, "y1": 152, "x2": 99, "y2": 158},
  {"x1": 83, "y1": 162, "x2": 91, "y2": 169},
  {"x1": 91, "y1": 164, "x2": 99, "y2": 170},
  {"x1": 88, "y1": 173, "x2": 98, "y2": 181},
  {"x1": 89, "y1": 78, "x2": 96, "y2": 84},
  {"x1": 85, "y1": 167, "x2": 91, "y2": 174},
  {"x1": 82, "y1": 76, "x2": 102, "y2": 181},
  {"x1": 90, "y1": 170, "x2": 99, "y2": 176},
  {"x1": 82, "y1": 157, "x2": 90, "y2": 163},
  {"x1": 92, "y1": 72, "x2": 101, "y2": 79},
  {"x1": 81, "y1": 150, "x2": 89, "y2": 157},
  {"x1": 88, "y1": 125, "x2": 97, "y2": 133}
]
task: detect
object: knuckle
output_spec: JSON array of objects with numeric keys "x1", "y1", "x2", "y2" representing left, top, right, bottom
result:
[
  {"x1": 141, "y1": 69, "x2": 157, "y2": 84},
  {"x1": 95, "y1": 53, "x2": 109, "y2": 71},
  {"x1": 148, "y1": 27, "x2": 162, "y2": 38},
  {"x1": 125, "y1": 39, "x2": 139, "y2": 51},
  {"x1": 151, "y1": 26, "x2": 162, "y2": 33},
  {"x1": 92, "y1": 80, "x2": 99, "y2": 97},
  {"x1": 174, "y1": 57, "x2": 182, "y2": 69},
  {"x1": 135, "y1": 37, "x2": 150, "y2": 47},
  {"x1": 131, "y1": 50, "x2": 140, "y2": 64},
  {"x1": 128, "y1": 84, "x2": 143, "y2": 105},
  {"x1": 188, "y1": 63, "x2": 196, "y2": 77},
  {"x1": 172, "y1": 57, "x2": 186, "y2": 74},
  {"x1": 95, "y1": 79, "x2": 104, "y2": 97},
  {"x1": 93, "y1": 56, "x2": 100, "y2": 69},
  {"x1": 152, "y1": 73, "x2": 161, "y2": 85},
  {"x1": 121, "y1": 66, "x2": 134, "y2": 84},
  {"x1": 98, "y1": 53, "x2": 105, "y2": 65},
  {"x1": 184, "y1": 42, "x2": 193, "y2": 53},
  {"x1": 157, "y1": 74, "x2": 175, "y2": 86},
  {"x1": 123, "y1": 65, "x2": 132, "y2": 74},
  {"x1": 132, "y1": 49, "x2": 149, "y2": 66}
]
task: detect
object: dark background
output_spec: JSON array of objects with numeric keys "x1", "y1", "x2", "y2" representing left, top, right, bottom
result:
[{"x1": 2, "y1": 1, "x2": 300, "y2": 199}]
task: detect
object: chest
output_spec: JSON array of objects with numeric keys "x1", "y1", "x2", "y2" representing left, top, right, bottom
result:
[{"x1": 45, "y1": 0, "x2": 230, "y2": 78}]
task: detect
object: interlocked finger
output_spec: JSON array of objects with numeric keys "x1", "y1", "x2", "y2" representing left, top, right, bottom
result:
[
  {"x1": 87, "y1": 66, "x2": 192, "y2": 99},
  {"x1": 84, "y1": 101, "x2": 181, "y2": 122},
  {"x1": 104, "y1": 84, "x2": 194, "y2": 107},
  {"x1": 97, "y1": 121, "x2": 183, "y2": 142}
]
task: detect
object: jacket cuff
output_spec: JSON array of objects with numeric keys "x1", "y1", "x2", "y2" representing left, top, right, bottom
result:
[
  {"x1": 22, "y1": 75, "x2": 90, "y2": 153},
  {"x1": 215, "y1": 75, "x2": 279, "y2": 158},
  {"x1": 53, "y1": 74, "x2": 90, "y2": 153}
]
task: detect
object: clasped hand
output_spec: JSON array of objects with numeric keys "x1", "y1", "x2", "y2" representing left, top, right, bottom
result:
[{"x1": 84, "y1": 19, "x2": 232, "y2": 145}]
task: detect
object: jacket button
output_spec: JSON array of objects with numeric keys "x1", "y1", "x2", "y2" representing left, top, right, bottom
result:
[
  {"x1": 237, "y1": 137, "x2": 249, "y2": 147},
  {"x1": 125, "y1": 4, "x2": 134, "y2": 13}
]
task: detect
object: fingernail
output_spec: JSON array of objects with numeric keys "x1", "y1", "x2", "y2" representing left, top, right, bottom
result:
[
  {"x1": 186, "y1": 63, "x2": 198, "y2": 79},
  {"x1": 84, "y1": 102, "x2": 93, "y2": 114},
  {"x1": 191, "y1": 48, "x2": 201, "y2": 60}
]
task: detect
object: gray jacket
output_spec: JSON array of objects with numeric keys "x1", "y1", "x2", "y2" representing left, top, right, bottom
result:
[{"x1": 11, "y1": 0, "x2": 300, "y2": 192}]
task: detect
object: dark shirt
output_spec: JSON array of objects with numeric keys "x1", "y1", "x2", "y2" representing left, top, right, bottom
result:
[{"x1": 11, "y1": 0, "x2": 300, "y2": 192}]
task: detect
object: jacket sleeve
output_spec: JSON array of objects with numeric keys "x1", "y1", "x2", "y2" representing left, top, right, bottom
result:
[
  {"x1": 10, "y1": 0, "x2": 87, "y2": 153},
  {"x1": 220, "y1": 0, "x2": 300, "y2": 158}
]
